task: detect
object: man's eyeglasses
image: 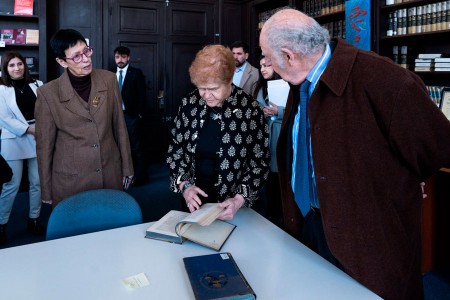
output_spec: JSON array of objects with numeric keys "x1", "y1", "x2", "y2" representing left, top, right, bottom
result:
[{"x1": 64, "y1": 47, "x2": 94, "y2": 63}]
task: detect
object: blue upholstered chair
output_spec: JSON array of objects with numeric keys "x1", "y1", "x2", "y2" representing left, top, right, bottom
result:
[{"x1": 46, "y1": 189, "x2": 143, "y2": 240}]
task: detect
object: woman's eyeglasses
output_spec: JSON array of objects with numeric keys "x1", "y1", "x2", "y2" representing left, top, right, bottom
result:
[{"x1": 64, "y1": 47, "x2": 94, "y2": 64}]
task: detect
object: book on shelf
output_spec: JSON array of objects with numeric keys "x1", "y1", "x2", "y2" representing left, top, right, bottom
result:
[
  {"x1": 427, "y1": 86, "x2": 445, "y2": 107},
  {"x1": 25, "y1": 29, "x2": 39, "y2": 44},
  {"x1": 183, "y1": 252, "x2": 256, "y2": 300},
  {"x1": 400, "y1": 46, "x2": 409, "y2": 69},
  {"x1": 14, "y1": 0, "x2": 34, "y2": 16},
  {"x1": 414, "y1": 66, "x2": 433, "y2": 72},
  {"x1": 415, "y1": 62, "x2": 433, "y2": 67},
  {"x1": 417, "y1": 53, "x2": 442, "y2": 59},
  {"x1": 435, "y1": 62, "x2": 450, "y2": 68},
  {"x1": 145, "y1": 203, "x2": 236, "y2": 251},
  {"x1": 0, "y1": 29, "x2": 15, "y2": 44},
  {"x1": 434, "y1": 67, "x2": 450, "y2": 72},
  {"x1": 25, "y1": 57, "x2": 38, "y2": 73},
  {"x1": 415, "y1": 58, "x2": 434, "y2": 63},
  {"x1": 434, "y1": 57, "x2": 450, "y2": 63},
  {"x1": 14, "y1": 29, "x2": 26, "y2": 44}
]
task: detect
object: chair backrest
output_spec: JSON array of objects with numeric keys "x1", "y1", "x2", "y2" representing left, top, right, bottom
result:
[{"x1": 46, "y1": 189, "x2": 143, "y2": 240}]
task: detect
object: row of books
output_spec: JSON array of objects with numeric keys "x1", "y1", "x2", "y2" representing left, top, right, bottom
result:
[
  {"x1": 322, "y1": 20, "x2": 346, "y2": 39},
  {"x1": 0, "y1": 29, "x2": 39, "y2": 45},
  {"x1": 302, "y1": 0, "x2": 345, "y2": 17},
  {"x1": 392, "y1": 45, "x2": 409, "y2": 69},
  {"x1": 0, "y1": 0, "x2": 34, "y2": 16},
  {"x1": 257, "y1": 6, "x2": 289, "y2": 30},
  {"x1": 426, "y1": 85, "x2": 448, "y2": 107},
  {"x1": 415, "y1": 54, "x2": 450, "y2": 72},
  {"x1": 387, "y1": 2, "x2": 450, "y2": 36}
]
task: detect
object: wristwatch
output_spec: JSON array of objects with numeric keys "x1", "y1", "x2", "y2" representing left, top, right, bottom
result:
[{"x1": 181, "y1": 182, "x2": 193, "y2": 194}]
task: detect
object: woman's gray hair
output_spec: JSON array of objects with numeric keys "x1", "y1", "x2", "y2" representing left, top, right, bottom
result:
[{"x1": 265, "y1": 15, "x2": 330, "y2": 69}]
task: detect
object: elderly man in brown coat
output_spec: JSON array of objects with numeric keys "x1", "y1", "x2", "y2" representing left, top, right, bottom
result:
[
  {"x1": 35, "y1": 29, "x2": 133, "y2": 207},
  {"x1": 260, "y1": 8, "x2": 450, "y2": 300}
]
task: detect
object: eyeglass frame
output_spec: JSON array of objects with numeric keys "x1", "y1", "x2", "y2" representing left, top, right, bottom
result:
[{"x1": 63, "y1": 46, "x2": 94, "y2": 64}]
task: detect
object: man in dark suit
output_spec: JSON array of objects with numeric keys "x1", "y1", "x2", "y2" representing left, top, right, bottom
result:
[{"x1": 114, "y1": 46, "x2": 148, "y2": 186}]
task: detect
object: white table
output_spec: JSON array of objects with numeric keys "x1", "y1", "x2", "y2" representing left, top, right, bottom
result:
[{"x1": 0, "y1": 208, "x2": 381, "y2": 300}]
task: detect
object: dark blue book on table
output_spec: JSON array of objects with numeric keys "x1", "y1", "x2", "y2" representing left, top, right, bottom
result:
[{"x1": 183, "y1": 252, "x2": 256, "y2": 300}]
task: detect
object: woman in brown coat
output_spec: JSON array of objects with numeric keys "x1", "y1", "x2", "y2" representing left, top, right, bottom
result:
[{"x1": 35, "y1": 29, "x2": 133, "y2": 207}]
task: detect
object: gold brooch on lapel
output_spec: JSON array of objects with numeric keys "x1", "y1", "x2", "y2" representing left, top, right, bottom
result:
[{"x1": 92, "y1": 96, "x2": 100, "y2": 107}]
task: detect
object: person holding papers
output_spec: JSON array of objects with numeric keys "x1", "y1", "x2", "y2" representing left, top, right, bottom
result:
[
  {"x1": 252, "y1": 56, "x2": 284, "y2": 224},
  {"x1": 167, "y1": 45, "x2": 270, "y2": 221}
]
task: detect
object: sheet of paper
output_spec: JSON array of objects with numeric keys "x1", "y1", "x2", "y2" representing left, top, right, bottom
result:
[
  {"x1": 267, "y1": 79, "x2": 290, "y2": 107},
  {"x1": 122, "y1": 272, "x2": 149, "y2": 289}
]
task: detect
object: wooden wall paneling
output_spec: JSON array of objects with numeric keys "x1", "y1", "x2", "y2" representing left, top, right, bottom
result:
[
  {"x1": 221, "y1": 0, "x2": 243, "y2": 47},
  {"x1": 164, "y1": 1, "x2": 215, "y2": 117},
  {"x1": 107, "y1": 0, "x2": 165, "y2": 161},
  {"x1": 106, "y1": 0, "x2": 216, "y2": 161}
]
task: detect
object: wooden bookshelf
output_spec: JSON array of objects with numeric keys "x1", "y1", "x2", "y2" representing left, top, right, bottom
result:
[{"x1": 0, "y1": 0, "x2": 46, "y2": 82}]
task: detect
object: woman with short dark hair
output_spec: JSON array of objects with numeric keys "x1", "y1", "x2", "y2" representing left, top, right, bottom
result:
[{"x1": 35, "y1": 29, "x2": 134, "y2": 208}]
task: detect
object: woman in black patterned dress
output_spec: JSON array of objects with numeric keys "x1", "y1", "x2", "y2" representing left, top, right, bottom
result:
[{"x1": 167, "y1": 45, "x2": 270, "y2": 220}]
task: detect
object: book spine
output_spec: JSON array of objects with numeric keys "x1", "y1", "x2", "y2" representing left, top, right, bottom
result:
[
  {"x1": 400, "y1": 46, "x2": 409, "y2": 69},
  {"x1": 431, "y1": 3, "x2": 437, "y2": 32},
  {"x1": 393, "y1": 10, "x2": 398, "y2": 35},
  {"x1": 387, "y1": 12, "x2": 394, "y2": 36},
  {"x1": 393, "y1": 45, "x2": 399, "y2": 64},
  {"x1": 442, "y1": 1, "x2": 447, "y2": 30},
  {"x1": 417, "y1": 6, "x2": 423, "y2": 33},
  {"x1": 447, "y1": 1, "x2": 450, "y2": 29},
  {"x1": 426, "y1": 4, "x2": 432, "y2": 32},
  {"x1": 437, "y1": 2, "x2": 443, "y2": 31},
  {"x1": 400, "y1": 9, "x2": 405, "y2": 35}
]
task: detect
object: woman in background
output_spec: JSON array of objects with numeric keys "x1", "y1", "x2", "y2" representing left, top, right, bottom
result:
[
  {"x1": 0, "y1": 51, "x2": 44, "y2": 245},
  {"x1": 252, "y1": 55, "x2": 283, "y2": 225},
  {"x1": 167, "y1": 45, "x2": 270, "y2": 220}
]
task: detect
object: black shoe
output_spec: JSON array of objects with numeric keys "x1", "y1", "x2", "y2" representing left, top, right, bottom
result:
[
  {"x1": 27, "y1": 218, "x2": 45, "y2": 236},
  {"x1": 0, "y1": 223, "x2": 6, "y2": 245}
]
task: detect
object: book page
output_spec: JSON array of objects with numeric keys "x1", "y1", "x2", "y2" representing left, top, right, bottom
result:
[
  {"x1": 147, "y1": 210, "x2": 189, "y2": 237},
  {"x1": 181, "y1": 203, "x2": 224, "y2": 226},
  {"x1": 267, "y1": 79, "x2": 290, "y2": 107},
  {"x1": 182, "y1": 220, "x2": 236, "y2": 251}
]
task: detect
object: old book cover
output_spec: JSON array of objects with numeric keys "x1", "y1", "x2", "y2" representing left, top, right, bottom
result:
[
  {"x1": 14, "y1": 29, "x2": 26, "y2": 44},
  {"x1": 145, "y1": 203, "x2": 236, "y2": 251},
  {"x1": 0, "y1": 29, "x2": 15, "y2": 44},
  {"x1": 25, "y1": 29, "x2": 39, "y2": 44},
  {"x1": 14, "y1": 0, "x2": 34, "y2": 16},
  {"x1": 183, "y1": 252, "x2": 256, "y2": 300}
]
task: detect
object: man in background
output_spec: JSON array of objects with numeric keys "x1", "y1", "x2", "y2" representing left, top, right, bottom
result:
[
  {"x1": 260, "y1": 8, "x2": 450, "y2": 300},
  {"x1": 114, "y1": 46, "x2": 148, "y2": 186},
  {"x1": 230, "y1": 41, "x2": 259, "y2": 95}
]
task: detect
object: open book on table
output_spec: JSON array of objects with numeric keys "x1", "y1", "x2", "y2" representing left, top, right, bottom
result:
[{"x1": 145, "y1": 203, "x2": 236, "y2": 251}]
